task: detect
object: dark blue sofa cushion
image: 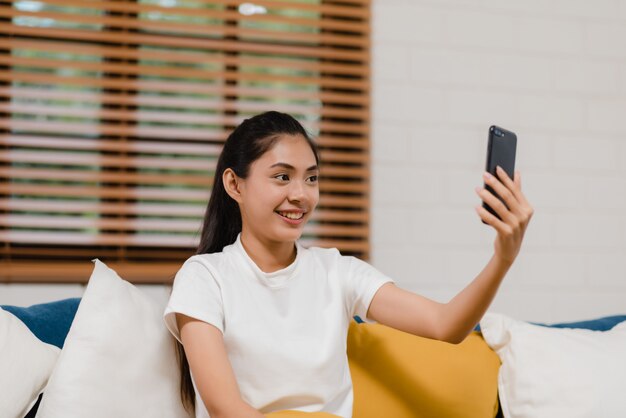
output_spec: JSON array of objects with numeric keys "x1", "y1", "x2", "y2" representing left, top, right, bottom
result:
[
  {"x1": 540, "y1": 315, "x2": 626, "y2": 331},
  {"x1": 1, "y1": 298, "x2": 81, "y2": 349},
  {"x1": 474, "y1": 314, "x2": 626, "y2": 332}
]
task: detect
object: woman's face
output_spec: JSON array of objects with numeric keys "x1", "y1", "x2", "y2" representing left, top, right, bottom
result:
[{"x1": 231, "y1": 134, "x2": 320, "y2": 243}]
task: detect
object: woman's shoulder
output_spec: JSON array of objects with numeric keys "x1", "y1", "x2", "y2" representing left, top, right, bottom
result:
[
  {"x1": 303, "y1": 244, "x2": 377, "y2": 272},
  {"x1": 176, "y1": 251, "x2": 232, "y2": 278},
  {"x1": 302, "y1": 242, "x2": 338, "y2": 254},
  {"x1": 301, "y1": 244, "x2": 346, "y2": 265}
]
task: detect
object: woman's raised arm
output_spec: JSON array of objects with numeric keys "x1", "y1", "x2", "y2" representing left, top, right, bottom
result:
[{"x1": 367, "y1": 168, "x2": 533, "y2": 344}]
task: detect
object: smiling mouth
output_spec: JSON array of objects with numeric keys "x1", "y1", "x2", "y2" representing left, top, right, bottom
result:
[{"x1": 275, "y1": 211, "x2": 305, "y2": 220}]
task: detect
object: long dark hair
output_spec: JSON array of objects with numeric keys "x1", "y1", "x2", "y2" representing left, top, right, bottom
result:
[{"x1": 177, "y1": 111, "x2": 320, "y2": 413}]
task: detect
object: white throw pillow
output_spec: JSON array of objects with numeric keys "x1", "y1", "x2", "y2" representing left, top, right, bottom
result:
[
  {"x1": 480, "y1": 312, "x2": 626, "y2": 418},
  {"x1": 36, "y1": 259, "x2": 191, "y2": 418},
  {"x1": 0, "y1": 308, "x2": 60, "y2": 418}
]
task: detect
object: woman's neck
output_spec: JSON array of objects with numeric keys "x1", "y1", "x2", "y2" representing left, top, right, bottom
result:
[{"x1": 239, "y1": 230, "x2": 297, "y2": 274}]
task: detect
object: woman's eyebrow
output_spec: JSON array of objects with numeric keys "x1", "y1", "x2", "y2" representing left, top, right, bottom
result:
[{"x1": 269, "y1": 162, "x2": 319, "y2": 172}]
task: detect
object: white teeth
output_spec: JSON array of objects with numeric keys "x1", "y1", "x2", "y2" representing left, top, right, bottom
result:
[{"x1": 278, "y1": 211, "x2": 303, "y2": 220}]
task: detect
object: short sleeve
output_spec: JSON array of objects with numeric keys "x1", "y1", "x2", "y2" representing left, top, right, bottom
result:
[
  {"x1": 163, "y1": 257, "x2": 224, "y2": 343},
  {"x1": 340, "y1": 254, "x2": 394, "y2": 323}
]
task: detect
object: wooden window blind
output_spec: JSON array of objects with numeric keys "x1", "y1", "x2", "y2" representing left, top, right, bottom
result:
[{"x1": 0, "y1": 0, "x2": 371, "y2": 283}]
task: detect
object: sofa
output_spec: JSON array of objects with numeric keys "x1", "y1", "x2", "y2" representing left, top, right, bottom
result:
[{"x1": 2, "y1": 260, "x2": 625, "y2": 418}]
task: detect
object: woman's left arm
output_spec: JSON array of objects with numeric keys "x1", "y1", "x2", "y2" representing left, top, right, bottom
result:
[{"x1": 367, "y1": 167, "x2": 533, "y2": 344}]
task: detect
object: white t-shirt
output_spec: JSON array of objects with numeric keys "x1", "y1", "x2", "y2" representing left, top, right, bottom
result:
[{"x1": 163, "y1": 232, "x2": 394, "y2": 418}]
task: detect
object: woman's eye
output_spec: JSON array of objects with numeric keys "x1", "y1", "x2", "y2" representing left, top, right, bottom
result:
[
  {"x1": 275, "y1": 174, "x2": 289, "y2": 181},
  {"x1": 308, "y1": 175, "x2": 318, "y2": 183}
]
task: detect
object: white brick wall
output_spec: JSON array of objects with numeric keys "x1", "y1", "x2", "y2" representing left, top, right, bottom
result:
[
  {"x1": 0, "y1": 282, "x2": 171, "y2": 309},
  {"x1": 371, "y1": 0, "x2": 626, "y2": 322}
]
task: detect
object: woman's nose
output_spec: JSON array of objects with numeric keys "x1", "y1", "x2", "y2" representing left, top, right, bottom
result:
[{"x1": 288, "y1": 180, "x2": 306, "y2": 201}]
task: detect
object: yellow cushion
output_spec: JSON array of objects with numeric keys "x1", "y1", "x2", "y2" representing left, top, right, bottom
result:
[{"x1": 347, "y1": 321, "x2": 500, "y2": 418}]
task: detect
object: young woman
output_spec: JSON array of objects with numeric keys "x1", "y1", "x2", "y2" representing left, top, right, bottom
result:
[{"x1": 163, "y1": 111, "x2": 533, "y2": 418}]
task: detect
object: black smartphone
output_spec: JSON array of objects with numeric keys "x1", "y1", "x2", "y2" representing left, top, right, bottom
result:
[{"x1": 482, "y1": 125, "x2": 517, "y2": 222}]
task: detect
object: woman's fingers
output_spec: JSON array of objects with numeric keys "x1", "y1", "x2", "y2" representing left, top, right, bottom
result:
[
  {"x1": 477, "y1": 168, "x2": 534, "y2": 264},
  {"x1": 480, "y1": 168, "x2": 533, "y2": 230},
  {"x1": 513, "y1": 170, "x2": 532, "y2": 210},
  {"x1": 505, "y1": 169, "x2": 533, "y2": 221},
  {"x1": 475, "y1": 185, "x2": 516, "y2": 224},
  {"x1": 483, "y1": 169, "x2": 522, "y2": 217},
  {"x1": 497, "y1": 167, "x2": 528, "y2": 208},
  {"x1": 475, "y1": 204, "x2": 510, "y2": 235}
]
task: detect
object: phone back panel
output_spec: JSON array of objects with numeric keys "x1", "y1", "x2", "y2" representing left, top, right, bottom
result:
[
  {"x1": 483, "y1": 126, "x2": 517, "y2": 220},
  {"x1": 486, "y1": 126, "x2": 516, "y2": 179}
]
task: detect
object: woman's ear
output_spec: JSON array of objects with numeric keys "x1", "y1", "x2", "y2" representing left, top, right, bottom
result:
[{"x1": 223, "y1": 168, "x2": 243, "y2": 203}]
